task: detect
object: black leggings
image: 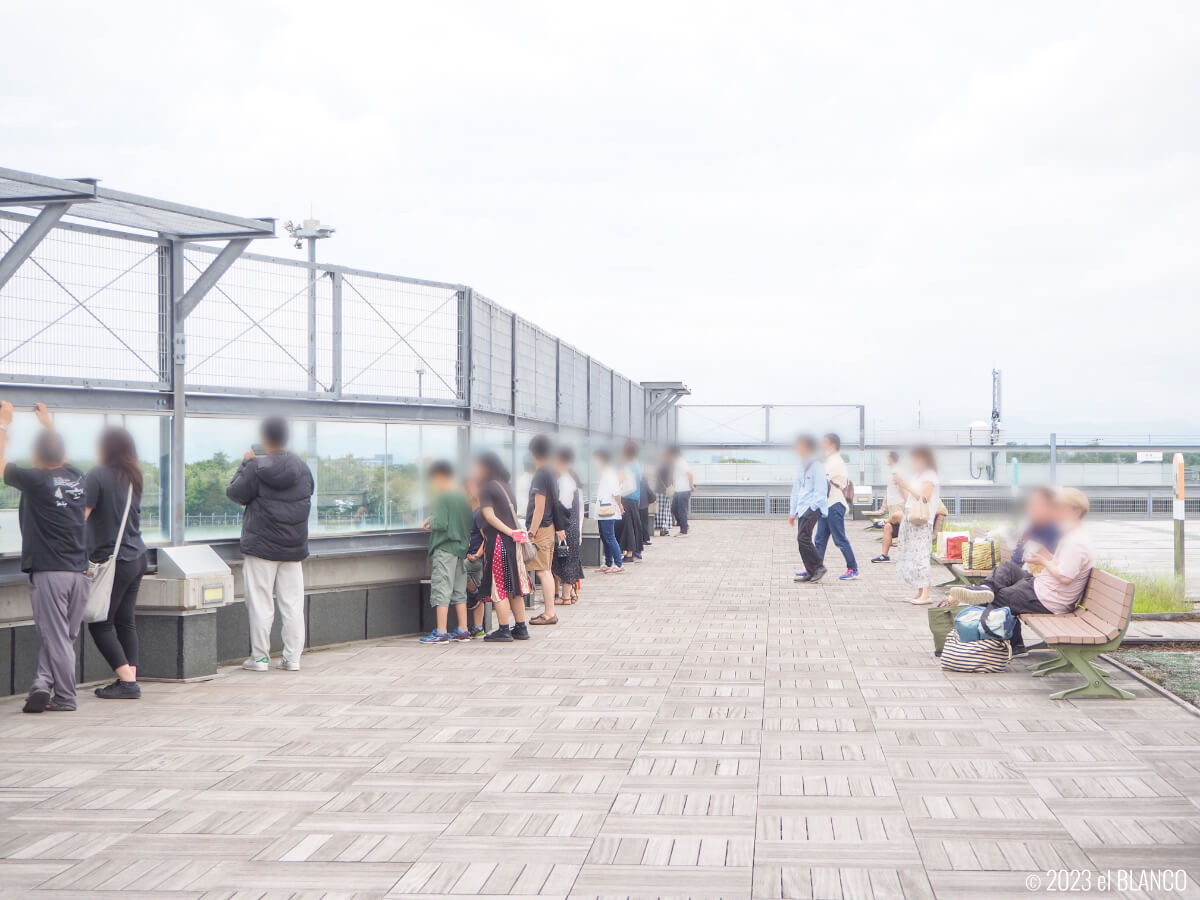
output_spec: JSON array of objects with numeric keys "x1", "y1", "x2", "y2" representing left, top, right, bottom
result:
[{"x1": 88, "y1": 554, "x2": 148, "y2": 671}]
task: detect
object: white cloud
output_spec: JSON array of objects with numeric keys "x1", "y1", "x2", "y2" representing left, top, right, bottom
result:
[{"x1": 2, "y1": 0, "x2": 1198, "y2": 436}]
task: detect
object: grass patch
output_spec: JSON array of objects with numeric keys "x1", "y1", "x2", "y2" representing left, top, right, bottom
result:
[
  {"x1": 1113, "y1": 650, "x2": 1200, "y2": 706},
  {"x1": 943, "y1": 519, "x2": 1001, "y2": 538},
  {"x1": 1100, "y1": 566, "x2": 1192, "y2": 614}
]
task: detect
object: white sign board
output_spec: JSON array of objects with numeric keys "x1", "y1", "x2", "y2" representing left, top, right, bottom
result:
[{"x1": 1136, "y1": 451, "x2": 1163, "y2": 463}]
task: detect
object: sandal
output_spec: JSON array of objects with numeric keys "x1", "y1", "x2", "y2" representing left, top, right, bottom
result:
[{"x1": 529, "y1": 614, "x2": 558, "y2": 625}]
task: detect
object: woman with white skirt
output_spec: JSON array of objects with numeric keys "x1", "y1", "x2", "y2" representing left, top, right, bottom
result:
[{"x1": 894, "y1": 446, "x2": 940, "y2": 605}]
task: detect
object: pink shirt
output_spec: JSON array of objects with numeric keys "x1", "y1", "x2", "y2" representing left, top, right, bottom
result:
[{"x1": 1033, "y1": 526, "x2": 1094, "y2": 614}]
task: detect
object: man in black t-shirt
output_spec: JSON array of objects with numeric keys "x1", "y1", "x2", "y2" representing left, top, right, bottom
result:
[
  {"x1": 525, "y1": 435, "x2": 563, "y2": 626},
  {"x1": 0, "y1": 402, "x2": 89, "y2": 713}
]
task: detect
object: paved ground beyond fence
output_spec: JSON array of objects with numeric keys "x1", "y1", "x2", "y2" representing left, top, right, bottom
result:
[{"x1": 2, "y1": 522, "x2": 1199, "y2": 900}]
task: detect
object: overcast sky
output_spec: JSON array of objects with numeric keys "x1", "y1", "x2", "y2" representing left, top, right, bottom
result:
[{"x1": 3, "y1": 1, "x2": 1198, "y2": 439}]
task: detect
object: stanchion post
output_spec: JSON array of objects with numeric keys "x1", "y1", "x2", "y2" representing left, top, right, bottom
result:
[{"x1": 1174, "y1": 452, "x2": 1185, "y2": 597}]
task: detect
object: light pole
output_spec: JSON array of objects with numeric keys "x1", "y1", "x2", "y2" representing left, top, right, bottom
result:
[{"x1": 284, "y1": 218, "x2": 334, "y2": 530}]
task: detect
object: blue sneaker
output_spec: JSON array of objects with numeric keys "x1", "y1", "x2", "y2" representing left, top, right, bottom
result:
[
  {"x1": 794, "y1": 571, "x2": 807, "y2": 579},
  {"x1": 793, "y1": 572, "x2": 809, "y2": 583},
  {"x1": 449, "y1": 629, "x2": 472, "y2": 642},
  {"x1": 839, "y1": 569, "x2": 859, "y2": 580},
  {"x1": 419, "y1": 629, "x2": 449, "y2": 643}
]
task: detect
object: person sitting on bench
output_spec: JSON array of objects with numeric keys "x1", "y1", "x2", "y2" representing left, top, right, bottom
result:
[
  {"x1": 950, "y1": 487, "x2": 1092, "y2": 655},
  {"x1": 871, "y1": 451, "x2": 903, "y2": 562},
  {"x1": 1010, "y1": 485, "x2": 1061, "y2": 566}
]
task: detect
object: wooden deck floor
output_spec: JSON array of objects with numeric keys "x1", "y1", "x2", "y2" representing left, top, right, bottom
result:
[{"x1": 2, "y1": 520, "x2": 1199, "y2": 899}]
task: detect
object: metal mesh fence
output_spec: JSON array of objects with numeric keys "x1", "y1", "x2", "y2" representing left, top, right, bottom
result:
[
  {"x1": 185, "y1": 250, "x2": 330, "y2": 394},
  {"x1": 469, "y1": 294, "x2": 513, "y2": 413},
  {"x1": 513, "y1": 319, "x2": 557, "y2": 421},
  {"x1": 678, "y1": 405, "x2": 767, "y2": 443},
  {"x1": 338, "y1": 272, "x2": 462, "y2": 402},
  {"x1": 589, "y1": 360, "x2": 612, "y2": 433},
  {"x1": 612, "y1": 375, "x2": 631, "y2": 436},
  {"x1": 0, "y1": 214, "x2": 164, "y2": 387},
  {"x1": 630, "y1": 384, "x2": 646, "y2": 439},
  {"x1": 557, "y1": 343, "x2": 589, "y2": 428},
  {"x1": 691, "y1": 495, "x2": 772, "y2": 517},
  {"x1": 0, "y1": 213, "x2": 654, "y2": 434}
]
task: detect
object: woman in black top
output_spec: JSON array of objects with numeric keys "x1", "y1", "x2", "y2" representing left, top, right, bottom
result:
[
  {"x1": 471, "y1": 452, "x2": 531, "y2": 643},
  {"x1": 85, "y1": 426, "x2": 149, "y2": 699}
]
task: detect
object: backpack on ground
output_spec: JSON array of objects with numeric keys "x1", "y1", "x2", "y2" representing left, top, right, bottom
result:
[{"x1": 940, "y1": 631, "x2": 1011, "y2": 673}]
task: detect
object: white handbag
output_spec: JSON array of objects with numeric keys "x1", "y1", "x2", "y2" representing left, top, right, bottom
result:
[{"x1": 83, "y1": 484, "x2": 133, "y2": 624}]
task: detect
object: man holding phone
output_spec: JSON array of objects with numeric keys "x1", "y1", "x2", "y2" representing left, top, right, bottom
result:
[{"x1": 226, "y1": 417, "x2": 315, "y2": 672}]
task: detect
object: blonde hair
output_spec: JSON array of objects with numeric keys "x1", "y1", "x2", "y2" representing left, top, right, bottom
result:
[{"x1": 1056, "y1": 487, "x2": 1090, "y2": 515}]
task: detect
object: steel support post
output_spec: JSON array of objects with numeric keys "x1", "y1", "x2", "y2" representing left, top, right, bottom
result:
[
  {"x1": 858, "y1": 405, "x2": 866, "y2": 484},
  {"x1": 0, "y1": 201, "x2": 72, "y2": 292},
  {"x1": 168, "y1": 241, "x2": 187, "y2": 545},
  {"x1": 307, "y1": 238, "x2": 318, "y2": 393},
  {"x1": 462, "y1": 287, "x2": 474, "y2": 459},
  {"x1": 157, "y1": 244, "x2": 173, "y2": 534},
  {"x1": 330, "y1": 272, "x2": 343, "y2": 398},
  {"x1": 1174, "y1": 453, "x2": 1186, "y2": 596},
  {"x1": 1049, "y1": 432, "x2": 1058, "y2": 485}
]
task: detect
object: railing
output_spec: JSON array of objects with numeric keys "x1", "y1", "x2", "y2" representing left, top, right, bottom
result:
[{"x1": 0, "y1": 207, "x2": 676, "y2": 557}]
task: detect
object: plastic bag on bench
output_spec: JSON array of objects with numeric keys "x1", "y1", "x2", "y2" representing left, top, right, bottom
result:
[
  {"x1": 940, "y1": 631, "x2": 1012, "y2": 673},
  {"x1": 954, "y1": 603, "x2": 1016, "y2": 643}
]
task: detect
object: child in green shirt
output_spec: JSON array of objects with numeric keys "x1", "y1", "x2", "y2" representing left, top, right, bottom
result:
[{"x1": 420, "y1": 461, "x2": 474, "y2": 643}]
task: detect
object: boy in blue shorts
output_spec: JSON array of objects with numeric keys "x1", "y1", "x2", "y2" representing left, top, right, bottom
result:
[{"x1": 420, "y1": 461, "x2": 473, "y2": 643}]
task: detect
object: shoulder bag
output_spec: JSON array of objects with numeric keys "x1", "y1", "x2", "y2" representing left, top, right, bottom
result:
[
  {"x1": 84, "y1": 484, "x2": 134, "y2": 624},
  {"x1": 906, "y1": 494, "x2": 931, "y2": 526},
  {"x1": 494, "y1": 481, "x2": 538, "y2": 564}
]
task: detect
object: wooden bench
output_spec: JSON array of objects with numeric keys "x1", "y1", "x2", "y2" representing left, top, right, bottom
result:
[
  {"x1": 1021, "y1": 569, "x2": 1136, "y2": 700},
  {"x1": 940, "y1": 545, "x2": 1012, "y2": 585}
]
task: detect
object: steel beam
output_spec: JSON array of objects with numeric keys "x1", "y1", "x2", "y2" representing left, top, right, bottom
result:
[
  {"x1": 0, "y1": 202, "x2": 72, "y2": 292},
  {"x1": 169, "y1": 241, "x2": 186, "y2": 544},
  {"x1": 176, "y1": 238, "x2": 251, "y2": 320},
  {"x1": 330, "y1": 272, "x2": 343, "y2": 398},
  {"x1": 0, "y1": 192, "x2": 95, "y2": 208}
]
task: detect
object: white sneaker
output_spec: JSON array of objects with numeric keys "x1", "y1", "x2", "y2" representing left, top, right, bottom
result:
[
  {"x1": 242, "y1": 656, "x2": 269, "y2": 672},
  {"x1": 277, "y1": 658, "x2": 300, "y2": 671}
]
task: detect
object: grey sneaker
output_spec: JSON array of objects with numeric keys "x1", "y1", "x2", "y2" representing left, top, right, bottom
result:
[
  {"x1": 277, "y1": 658, "x2": 300, "y2": 671},
  {"x1": 242, "y1": 656, "x2": 269, "y2": 672},
  {"x1": 949, "y1": 586, "x2": 993, "y2": 606}
]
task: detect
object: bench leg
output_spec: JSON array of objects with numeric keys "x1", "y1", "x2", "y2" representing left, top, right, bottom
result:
[
  {"x1": 1047, "y1": 647, "x2": 1135, "y2": 700},
  {"x1": 1029, "y1": 652, "x2": 1070, "y2": 677}
]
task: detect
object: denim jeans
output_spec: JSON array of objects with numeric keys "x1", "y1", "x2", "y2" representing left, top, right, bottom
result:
[
  {"x1": 671, "y1": 490, "x2": 691, "y2": 534},
  {"x1": 814, "y1": 502, "x2": 858, "y2": 570},
  {"x1": 598, "y1": 519, "x2": 623, "y2": 567}
]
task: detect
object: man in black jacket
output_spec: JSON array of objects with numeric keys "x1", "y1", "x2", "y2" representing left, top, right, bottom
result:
[{"x1": 226, "y1": 418, "x2": 314, "y2": 672}]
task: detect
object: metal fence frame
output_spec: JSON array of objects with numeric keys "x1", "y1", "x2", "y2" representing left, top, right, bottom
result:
[{"x1": 0, "y1": 199, "x2": 678, "y2": 550}]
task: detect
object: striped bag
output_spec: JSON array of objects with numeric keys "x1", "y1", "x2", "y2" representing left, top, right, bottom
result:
[{"x1": 940, "y1": 631, "x2": 1011, "y2": 673}]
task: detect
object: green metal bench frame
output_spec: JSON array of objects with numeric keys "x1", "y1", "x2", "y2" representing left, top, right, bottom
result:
[{"x1": 1024, "y1": 571, "x2": 1136, "y2": 700}]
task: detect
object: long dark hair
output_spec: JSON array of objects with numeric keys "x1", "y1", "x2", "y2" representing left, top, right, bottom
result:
[
  {"x1": 474, "y1": 451, "x2": 511, "y2": 488},
  {"x1": 98, "y1": 426, "x2": 143, "y2": 499}
]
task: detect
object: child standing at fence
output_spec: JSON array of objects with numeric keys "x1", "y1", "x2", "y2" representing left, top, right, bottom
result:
[
  {"x1": 464, "y1": 477, "x2": 488, "y2": 638},
  {"x1": 419, "y1": 461, "x2": 474, "y2": 643}
]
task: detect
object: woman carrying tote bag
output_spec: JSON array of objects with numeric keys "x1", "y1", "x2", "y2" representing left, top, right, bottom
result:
[
  {"x1": 894, "y1": 446, "x2": 940, "y2": 606},
  {"x1": 85, "y1": 426, "x2": 148, "y2": 700}
]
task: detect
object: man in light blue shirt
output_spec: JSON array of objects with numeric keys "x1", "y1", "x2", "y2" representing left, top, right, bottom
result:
[{"x1": 788, "y1": 435, "x2": 828, "y2": 583}]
